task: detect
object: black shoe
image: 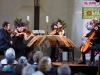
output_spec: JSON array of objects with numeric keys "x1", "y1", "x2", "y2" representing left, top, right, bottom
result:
[
  {"x1": 78, "y1": 61, "x2": 86, "y2": 64},
  {"x1": 89, "y1": 62, "x2": 95, "y2": 66}
]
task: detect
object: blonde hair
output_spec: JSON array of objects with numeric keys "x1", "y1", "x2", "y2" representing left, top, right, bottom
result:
[
  {"x1": 38, "y1": 56, "x2": 51, "y2": 72},
  {"x1": 92, "y1": 18, "x2": 98, "y2": 21}
]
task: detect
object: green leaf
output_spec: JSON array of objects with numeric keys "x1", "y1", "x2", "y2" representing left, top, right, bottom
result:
[{"x1": 20, "y1": 18, "x2": 22, "y2": 22}]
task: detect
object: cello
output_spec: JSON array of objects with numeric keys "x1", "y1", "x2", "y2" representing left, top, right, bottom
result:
[{"x1": 80, "y1": 30, "x2": 96, "y2": 53}]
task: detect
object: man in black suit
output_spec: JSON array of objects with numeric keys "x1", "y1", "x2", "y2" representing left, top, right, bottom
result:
[{"x1": 0, "y1": 21, "x2": 12, "y2": 50}]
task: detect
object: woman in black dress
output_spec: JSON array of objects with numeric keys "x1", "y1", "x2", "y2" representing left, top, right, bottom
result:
[{"x1": 12, "y1": 27, "x2": 33, "y2": 59}]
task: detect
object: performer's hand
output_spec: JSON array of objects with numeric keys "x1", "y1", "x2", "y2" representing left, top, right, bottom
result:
[
  {"x1": 94, "y1": 26, "x2": 98, "y2": 30},
  {"x1": 15, "y1": 33, "x2": 20, "y2": 36},
  {"x1": 14, "y1": 30, "x2": 18, "y2": 33},
  {"x1": 10, "y1": 41, "x2": 13, "y2": 45},
  {"x1": 82, "y1": 34, "x2": 86, "y2": 38},
  {"x1": 89, "y1": 44, "x2": 92, "y2": 47},
  {"x1": 30, "y1": 33, "x2": 34, "y2": 36}
]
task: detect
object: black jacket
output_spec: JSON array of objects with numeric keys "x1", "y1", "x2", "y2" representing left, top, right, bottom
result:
[
  {"x1": 86, "y1": 26, "x2": 100, "y2": 44},
  {"x1": 0, "y1": 28, "x2": 11, "y2": 49}
]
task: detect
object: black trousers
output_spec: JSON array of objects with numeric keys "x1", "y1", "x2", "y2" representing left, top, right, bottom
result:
[
  {"x1": 81, "y1": 43, "x2": 100, "y2": 63},
  {"x1": 51, "y1": 46, "x2": 56, "y2": 61},
  {"x1": 51, "y1": 46, "x2": 65, "y2": 61}
]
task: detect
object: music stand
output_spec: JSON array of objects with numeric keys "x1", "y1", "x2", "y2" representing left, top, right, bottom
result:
[
  {"x1": 27, "y1": 36, "x2": 46, "y2": 48},
  {"x1": 61, "y1": 36, "x2": 76, "y2": 48},
  {"x1": 61, "y1": 36, "x2": 76, "y2": 63},
  {"x1": 27, "y1": 36, "x2": 39, "y2": 47},
  {"x1": 47, "y1": 35, "x2": 76, "y2": 63},
  {"x1": 47, "y1": 35, "x2": 66, "y2": 61},
  {"x1": 33, "y1": 36, "x2": 46, "y2": 48},
  {"x1": 46, "y1": 35, "x2": 65, "y2": 46}
]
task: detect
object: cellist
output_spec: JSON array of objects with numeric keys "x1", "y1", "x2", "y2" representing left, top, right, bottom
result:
[{"x1": 78, "y1": 19, "x2": 100, "y2": 66}]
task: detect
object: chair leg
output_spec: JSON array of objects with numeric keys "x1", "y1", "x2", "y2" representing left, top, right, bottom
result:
[
  {"x1": 72, "y1": 49, "x2": 74, "y2": 63},
  {"x1": 68, "y1": 51, "x2": 69, "y2": 62}
]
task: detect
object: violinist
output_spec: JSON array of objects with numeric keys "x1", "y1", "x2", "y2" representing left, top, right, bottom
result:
[
  {"x1": 0, "y1": 21, "x2": 12, "y2": 50},
  {"x1": 12, "y1": 26, "x2": 33, "y2": 59},
  {"x1": 78, "y1": 19, "x2": 100, "y2": 66},
  {"x1": 49, "y1": 20, "x2": 65, "y2": 62},
  {"x1": 49, "y1": 20, "x2": 65, "y2": 36}
]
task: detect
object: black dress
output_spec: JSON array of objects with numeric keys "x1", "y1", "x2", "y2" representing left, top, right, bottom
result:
[
  {"x1": 50, "y1": 30, "x2": 65, "y2": 61},
  {"x1": 12, "y1": 35, "x2": 29, "y2": 59}
]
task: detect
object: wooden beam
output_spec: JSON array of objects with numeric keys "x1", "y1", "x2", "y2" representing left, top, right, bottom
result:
[{"x1": 34, "y1": 0, "x2": 40, "y2": 30}]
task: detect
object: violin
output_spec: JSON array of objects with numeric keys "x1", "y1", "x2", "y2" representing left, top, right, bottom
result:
[
  {"x1": 49, "y1": 27, "x2": 64, "y2": 36},
  {"x1": 7, "y1": 29, "x2": 24, "y2": 37},
  {"x1": 7, "y1": 29, "x2": 17, "y2": 35},
  {"x1": 57, "y1": 27, "x2": 63, "y2": 33},
  {"x1": 22, "y1": 29, "x2": 32, "y2": 36}
]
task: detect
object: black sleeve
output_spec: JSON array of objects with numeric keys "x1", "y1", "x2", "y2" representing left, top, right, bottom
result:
[
  {"x1": 2, "y1": 29, "x2": 11, "y2": 44},
  {"x1": 95, "y1": 27, "x2": 100, "y2": 34},
  {"x1": 3, "y1": 35, "x2": 10, "y2": 43}
]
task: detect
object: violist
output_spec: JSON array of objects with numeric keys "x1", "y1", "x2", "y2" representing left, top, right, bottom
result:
[{"x1": 0, "y1": 21, "x2": 12, "y2": 50}]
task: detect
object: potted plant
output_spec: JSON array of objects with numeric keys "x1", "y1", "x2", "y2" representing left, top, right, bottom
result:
[{"x1": 14, "y1": 18, "x2": 29, "y2": 28}]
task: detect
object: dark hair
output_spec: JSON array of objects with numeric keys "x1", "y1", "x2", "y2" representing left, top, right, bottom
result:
[
  {"x1": 2, "y1": 21, "x2": 10, "y2": 27},
  {"x1": 57, "y1": 20, "x2": 62, "y2": 25},
  {"x1": 28, "y1": 50, "x2": 36, "y2": 64},
  {"x1": 13, "y1": 64, "x2": 24, "y2": 75}
]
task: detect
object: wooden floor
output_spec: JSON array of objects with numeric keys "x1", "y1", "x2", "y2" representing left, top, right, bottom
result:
[
  {"x1": 52, "y1": 61, "x2": 98, "y2": 66},
  {"x1": 52, "y1": 62, "x2": 98, "y2": 75}
]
